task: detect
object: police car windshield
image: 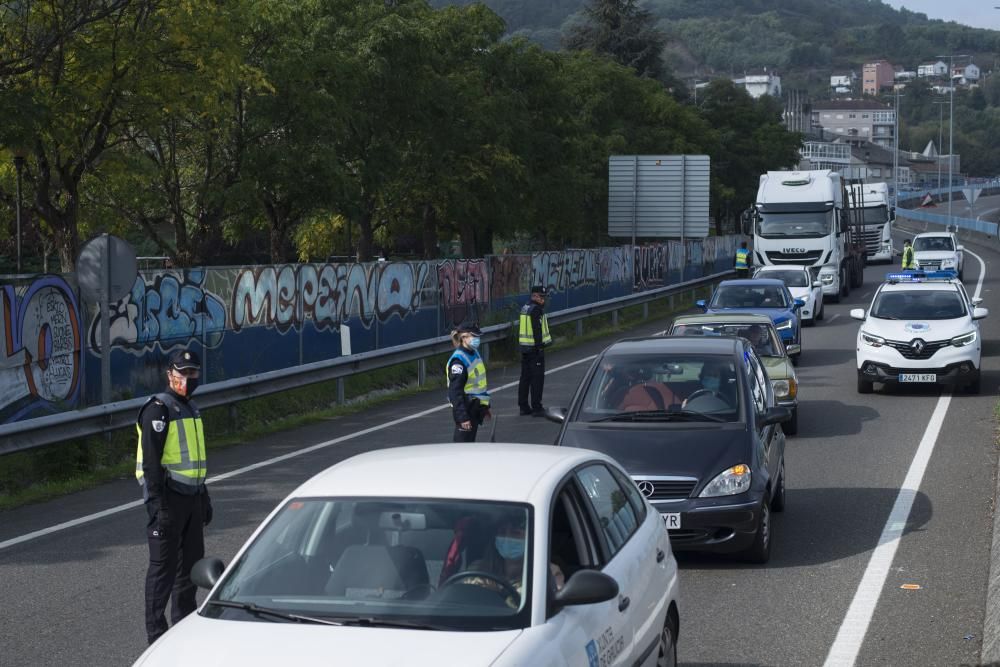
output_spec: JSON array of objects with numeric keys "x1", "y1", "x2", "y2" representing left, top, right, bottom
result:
[
  {"x1": 913, "y1": 236, "x2": 954, "y2": 252},
  {"x1": 870, "y1": 289, "x2": 966, "y2": 320},
  {"x1": 205, "y1": 499, "x2": 533, "y2": 632},
  {"x1": 759, "y1": 270, "x2": 809, "y2": 287},
  {"x1": 711, "y1": 285, "x2": 788, "y2": 309}
]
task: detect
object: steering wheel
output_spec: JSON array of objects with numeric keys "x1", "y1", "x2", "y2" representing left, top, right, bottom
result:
[
  {"x1": 439, "y1": 570, "x2": 520, "y2": 601},
  {"x1": 685, "y1": 388, "x2": 721, "y2": 403}
]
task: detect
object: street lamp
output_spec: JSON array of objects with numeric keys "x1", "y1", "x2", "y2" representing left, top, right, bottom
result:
[
  {"x1": 935, "y1": 53, "x2": 969, "y2": 230},
  {"x1": 12, "y1": 149, "x2": 26, "y2": 274},
  {"x1": 932, "y1": 100, "x2": 947, "y2": 196}
]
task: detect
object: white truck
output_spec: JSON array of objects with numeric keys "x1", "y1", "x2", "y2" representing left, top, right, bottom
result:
[
  {"x1": 848, "y1": 182, "x2": 894, "y2": 263},
  {"x1": 744, "y1": 170, "x2": 865, "y2": 303}
]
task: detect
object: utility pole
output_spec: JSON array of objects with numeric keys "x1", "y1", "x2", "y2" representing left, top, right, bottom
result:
[
  {"x1": 932, "y1": 100, "x2": 947, "y2": 197},
  {"x1": 935, "y1": 53, "x2": 969, "y2": 230},
  {"x1": 892, "y1": 88, "x2": 904, "y2": 209}
]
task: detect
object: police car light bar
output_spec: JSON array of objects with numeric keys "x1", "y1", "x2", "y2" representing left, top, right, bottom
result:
[{"x1": 885, "y1": 270, "x2": 958, "y2": 283}]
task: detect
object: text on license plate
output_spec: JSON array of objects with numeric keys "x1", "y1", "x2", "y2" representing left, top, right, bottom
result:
[
  {"x1": 899, "y1": 373, "x2": 936, "y2": 383},
  {"x1": 661, "y1": 513, "x2": 681, "y2": 529}
]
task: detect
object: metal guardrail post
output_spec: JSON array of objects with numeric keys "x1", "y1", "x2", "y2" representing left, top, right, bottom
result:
[
  {"x1": 337, "y1": 378, "x2": 345, "y2": 405},
  {"x1": 481, "y1": 342, "x2": 490, "y2": 363},
  {"x1": 669, "y1": 295, "x2": 675, "y2": 310},
  {"x1": 417, "y1": 358, "x2": 426, "y2": 386},
  {"x1": 611, "y1": 310, "x2": 618, "y2": 327},
  {"x1": 576, "y1": 320, "x2": 583, "y2": 337},
  {"x1": 642, "y1": 303, "x2": 648, "y2": 319}
]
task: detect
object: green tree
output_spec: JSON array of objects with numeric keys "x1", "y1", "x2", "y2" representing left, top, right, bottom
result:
[{"x1": 563, "y1": 0, "x2": 667, "y2": 82}]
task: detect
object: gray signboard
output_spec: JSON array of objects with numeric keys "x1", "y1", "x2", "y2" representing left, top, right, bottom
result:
[{"x1": 608, "y1": 155, "x2": 710, "y2": 240}]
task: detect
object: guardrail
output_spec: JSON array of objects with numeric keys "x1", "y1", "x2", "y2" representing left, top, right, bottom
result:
[
  {"x1": 896, "y1": 207, "x2": 998, "y2": 236},
  {"x1": 0, "y1": 269, "x2": 733, "y2": 456}
]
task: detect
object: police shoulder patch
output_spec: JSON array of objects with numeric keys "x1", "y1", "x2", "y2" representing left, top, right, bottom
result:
[
  {"x1": 152, "y1": 420, "x2": 166, "y2": 433},
  {"x1": 450, "y1": 363, "x2": 465, "y2": 375}
]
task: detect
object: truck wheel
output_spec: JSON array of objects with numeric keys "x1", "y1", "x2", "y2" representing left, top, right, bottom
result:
[
  {"x1": 840, "y1": 268, "x2": 850, "y2": 297},
  {"x1": 851, "y1": 260, "x2": 863, "y2": 288}
]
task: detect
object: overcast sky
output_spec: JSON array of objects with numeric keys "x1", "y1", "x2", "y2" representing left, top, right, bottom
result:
[{"x1": 885, "y1": 1, "x2": 1000, "y2": 29}]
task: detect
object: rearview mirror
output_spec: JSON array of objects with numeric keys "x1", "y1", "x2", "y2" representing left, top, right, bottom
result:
[
  {"x1": 850, "y1": 308, "x2": 866, "y2": 321},
  {"x1": 784, "y1": 344, "x2": 801, "y2": 357},
  {"x1": 553, "y1": 570, "x2": 619, "y2": 608},
  {"x1": 695, "y1": 299, "x2": 707, "y2": 311},
  {"x1": 191, "y1": 557, "x2": 226, "y2": 590},
  {"x1": 812, "y1": 281, "x2": 822, "y2": 288},
  {"x1": 544, "y1": 406, "x2": 567, "y2": 424},
  {"x1": 973, "y1": 307, "x2": 989, "y2": 320},
  {"x1": 759, "y1": 406, "x2": 792, "y2": 427}
]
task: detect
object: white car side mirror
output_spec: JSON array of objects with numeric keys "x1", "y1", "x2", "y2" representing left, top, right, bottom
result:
[
  {"x1": 812, "y1": 281, "x2": 822, "y2": 288},
  {"x1": 957, "y1": 245, "x2": 965, "y2": 252},
  {"x1": 972, "y1": 297, "x2": 983, "y2": 306},
  {"x1": 973, "y1": 307, "x2": 989, "y2": 320},
  {"x1": 850, "y1": 308, "x2": 866, "y2": 321}
]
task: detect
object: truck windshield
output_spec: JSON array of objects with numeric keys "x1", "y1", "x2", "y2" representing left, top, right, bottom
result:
[
  {"x1": 861, "y1": 206, "x2": 888, "y2": 225},
  {"x1": 758, "y1": 211, "x2": 830, "y2": 238}
]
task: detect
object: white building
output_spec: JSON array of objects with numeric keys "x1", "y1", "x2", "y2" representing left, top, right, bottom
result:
[
  {"x1": 952, "y1": 63, "x2": 980, "y2": 85},
  {"x1": 918, "y1": 61, "x2": 948, "y2": 78},
  {"x1": 830, "y1": 75, "x2": 852, "y2": 89},
  {"x1": 895, "y1": 70, "x2": 917, "y2": 81},
  {"x1": 733, "y1": 71, "x2": 782, "y2": 98}
]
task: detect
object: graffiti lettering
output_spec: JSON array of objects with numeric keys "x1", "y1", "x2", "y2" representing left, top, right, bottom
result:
[
  {"x1": 490, "y1": 255, "x2": 530, "y2": 302},
  {"x1": 633, "y1": 245, "x2": 669, "y2": 290},
  {"x1": 437, "y1": 260, "x2": 488, "y2": 312},
  {"x1": 1, "y1": 276, "x2": 81, "y2": 423}
]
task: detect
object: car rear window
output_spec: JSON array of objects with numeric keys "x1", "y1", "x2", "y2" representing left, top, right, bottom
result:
[{"x1": 711, "y1": 285, "x2": 788, "y2": 309}]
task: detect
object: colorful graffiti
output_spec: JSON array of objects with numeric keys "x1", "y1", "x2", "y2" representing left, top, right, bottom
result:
[
  {"x1": 633, "y1": 244, "x2": 670, "y2": 290},
  {"x1": 1, "y1": 276, "x2": 81, "y2": 423},
  {"x1": 88, "y1": 270, "x2": 227, "y2": 354},
  {"x1": 490, "y1": 255, "x2": 531, "y2": 303},
  {"x1": 231, "y1": 262, "x2": 430, "y2": 332},
  {"x1": 437, "y1": 259, "x2": 489, "y2": 313}
]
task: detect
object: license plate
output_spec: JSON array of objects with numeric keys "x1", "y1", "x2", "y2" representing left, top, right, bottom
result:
[
  {"x1": 661, "y1": 513, "x2": 681, "y2": 529},
  {"x1": 899, "y1": 373, "x2": 936, "y2": 383}
]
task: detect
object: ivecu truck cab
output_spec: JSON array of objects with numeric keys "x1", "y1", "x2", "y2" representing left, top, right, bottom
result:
[{"x1": 743, "y1": 170, "x2": 866, "y2": 303}]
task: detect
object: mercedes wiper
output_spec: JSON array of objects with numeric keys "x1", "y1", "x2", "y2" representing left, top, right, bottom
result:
[
  {"x1": 591, "y1": 409, "x2": 725, "y2": 423},
  {"x1": 331, "y1": 617, "x2": 445, "y2": 631},
  {"x1": 205, "y1": 600, "x2": 343, "y2": 625}
]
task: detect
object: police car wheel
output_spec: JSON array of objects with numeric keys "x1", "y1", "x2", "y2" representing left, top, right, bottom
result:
[
  {"x1": 965, "y1": 373, "x2": 981, "y2": 395},
  {"x1": 857, "y1": 372, "x2": 874, "y2": 394}
]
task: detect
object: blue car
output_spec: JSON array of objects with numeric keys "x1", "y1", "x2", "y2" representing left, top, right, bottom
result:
[{"x1": 697, "y1": 279, "x2": 805, "y2": 363}]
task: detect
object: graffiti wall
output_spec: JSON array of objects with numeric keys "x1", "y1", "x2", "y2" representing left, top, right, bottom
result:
[{"x1": 2, "y1": 236, "x2": 739, "y2": 423}]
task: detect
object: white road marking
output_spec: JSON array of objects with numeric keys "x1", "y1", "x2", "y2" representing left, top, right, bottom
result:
[
  {"x1": 827, "y1": 313, "x2": 840, "y2": 323},
  {"x1": 823, "y1": 393, "x2": 952, "y2": 667},
  {"x1": 0, "y1": 353, "x2": 600, "y2": 552}
]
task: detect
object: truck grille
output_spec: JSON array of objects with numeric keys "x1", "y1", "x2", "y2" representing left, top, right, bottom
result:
[
  {"x1": 632, "y1": 477, "x2": 697, "y2": 501},
  {"x1": 862, "y1": 227, "x2": 884, "y2": 254},
  {"x1": 765, "y1": 250, "x2": 824, "y2": 265},
  {"x1": 885, "y1": 338, "x2": 950, "y2": 360}
]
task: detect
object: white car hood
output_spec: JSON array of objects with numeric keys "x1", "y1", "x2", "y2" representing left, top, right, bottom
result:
[
  {"x1": 913, "y1": 250, "x2": 957, "y2": 261},
  {"x1": 134, "y1": 615, "x2": 523, "y2": 667},
  {"x1": 863, "y1": 317, "x2": 970, "y2": 341}
]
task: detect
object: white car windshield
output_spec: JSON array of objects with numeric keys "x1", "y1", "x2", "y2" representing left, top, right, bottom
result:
[
  {"x1": 913, "y1": 236, "x2": 954, "y2": 252},
  {"x1": 205, "y1": 499, "x2": 533, "y2": 631},
  {"x1": 870, "y1": 290, "x2": 967, "y2": 320},
  {"x1": 759, "y1": 270, "x2": 809, "y2": 288}
]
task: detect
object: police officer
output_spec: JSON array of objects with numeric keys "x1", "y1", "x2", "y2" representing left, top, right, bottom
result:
[
  {"x1": 901, "y1": 238, "x2": 916, "y2": 270},
  {"x1": 734, "y1": 241, "x2": 751, "y2": 278},
  {"x1": 518, "y1": 285, "x2": 552, "y2": 416},
  {"x1": 447, "y1": 322, "x2": 491, "y2": 442},
  {"x1": 136, "y1": 349, "x2": 211, "y2": 645}
]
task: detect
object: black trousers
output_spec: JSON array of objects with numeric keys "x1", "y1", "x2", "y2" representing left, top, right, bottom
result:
[
  {"x1": 735, "y1": 268, "x2": 749, "y2": 279},
  {"x1": 144, "y1": 489, "x2": 206, "y2": 644},
  {"x1": 453, "y1": 421, "x2": 480, "y2": 442},
  {"x1": 453, "y1": 401, "x2": 483, "y2": 442},
  {"x1": 518, "y1": 349, "x2": 545, "y2": 412}
]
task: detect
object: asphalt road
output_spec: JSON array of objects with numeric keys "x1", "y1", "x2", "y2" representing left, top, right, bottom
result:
[{"x1": 1, "y1": 230, "x2": 999, "y2": 667}]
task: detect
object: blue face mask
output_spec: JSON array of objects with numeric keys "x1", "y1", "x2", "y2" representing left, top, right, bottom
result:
[
  {"x1": 469, "y1": 336, "x2": 481, "y2": 349},
  {"x1": 495, "y1": 536, "x2": 525, "y2": 560},
  {"x1": 703, "y1": 376, "x2": 721, "y2": 393}
]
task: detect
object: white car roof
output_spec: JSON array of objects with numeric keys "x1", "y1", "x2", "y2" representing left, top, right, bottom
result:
[
  {"x1": 913, "y1": 232, "x2": 952, "y2": 238},
  {"x1": 290, "y1": 443, "x2": 607, "y2": 503}
]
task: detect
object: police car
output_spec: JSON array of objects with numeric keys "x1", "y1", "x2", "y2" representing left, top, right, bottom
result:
[
  {"x1": 851, "y1": 271, "x2": 987, "y2": 394},
  {"x1": 133, "y1": 444, "x2": 680, "y2": 667}
]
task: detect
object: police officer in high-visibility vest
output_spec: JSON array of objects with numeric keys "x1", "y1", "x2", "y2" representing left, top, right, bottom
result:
[
  {"x1": 447, "y1": 321, "x2": 491, "y2": 442},
  {"x1": 901, "y1": 238, "x2": 916, "y2": 270},
  {"x1": 136, "y1": 349, "x2": 211, "y2": 645},
  {"x1": 734, "y1": 241, "x2": 751, "y2": 278},
  {"x1": 518, "y1": 285, "x2": 552, "y2": 416}
]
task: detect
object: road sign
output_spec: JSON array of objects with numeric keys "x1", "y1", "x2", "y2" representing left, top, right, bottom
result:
[{"x1": 962, "y1": 187, "x2": 982, "y2": 207}]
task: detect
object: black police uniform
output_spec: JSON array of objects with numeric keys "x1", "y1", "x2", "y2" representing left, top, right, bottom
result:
[
  {"x1": 138, "y1": 352, "x2": 212, "y2": 645},
  {"x1": 447, "y1": 347, "x2": 487, "y2": 442},
  {"x1": 518, "y1": 300, "x2": 547, "y2": 415}
]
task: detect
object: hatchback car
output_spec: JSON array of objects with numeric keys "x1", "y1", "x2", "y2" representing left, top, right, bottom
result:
[
  {"x1": 668, "y1": 313, "x2": 799, "y2": 435},
  {"x1": 752, "y1": 264, "x2": 824, "y2": 325},
  {"x1": 545, "y1": 336, "x2": 791, "y2": 563},
  {"x1": 133, "y1": 444, "x2": 680, "y2": 667},
  {"x1": 697, "y1": 279, "x2": 805, "y2": 363}
]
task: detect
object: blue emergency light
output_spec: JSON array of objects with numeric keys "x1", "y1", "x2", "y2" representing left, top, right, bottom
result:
[{"x1": 885, "y1": 269, "x2": 957, "y2": 283}]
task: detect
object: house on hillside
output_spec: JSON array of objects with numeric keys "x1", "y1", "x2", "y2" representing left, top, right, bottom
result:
[
  {"x1": 894, "y1": 69, "x2": 917, "y2": 81},
  {"x1": 862, "y1": 60, "x2": 894, "y2": 95},
  {"x1": 733, "y1": 70, "x2": 781, "y2": 98},
  {"x1": 830, "y1": 73, "x2": 855, "y2": 94},
  {"x1": 809, "y1": 100, "x2": 895, "y2": 148},
  {"x1": 918, "y1": 61, "x2": 948, "y2": 78},
  {"x1": 952, "y1": 63, "x2": 980, "y2": 86}
]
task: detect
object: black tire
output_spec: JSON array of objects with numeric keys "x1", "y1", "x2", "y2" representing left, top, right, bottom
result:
[
  {"x1": 783, "y1": 408, "x2": 798, "y2": 436},
  {"x1": 656, "y1": 611, "x2": 678, "y2": 667},
  {"x1": 771, "y1": 461, "x2": 787, "y2": 512},
  {"x1": 857, "y1": 372, "x2": 873, "y2": 394},
  {"x1": 829, "y1": 291, "x2": 841, "y2": 304},
  {"x1": 743, "y1": 500, "x2": 772, "y2": 564},
  {"x1": 790, "y1": 354, "x2": 799, "y2": 367},
  {"x1": 965, "y1": 372, "x2": 981, "y2": 394},
  {"x1": 850, "y1": 260, "x2": 863, "y2": 288},
  {"x1": 840, "y1": 268, "x2": 850, "y2": 298},
  {"x1": 959, "y1": 268, "x2": 965, "y2": 282},
  {"x1": 817, "y1": 301, "x2": 825, "y2": 321}
]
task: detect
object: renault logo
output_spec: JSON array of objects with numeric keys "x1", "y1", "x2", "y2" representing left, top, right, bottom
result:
[
  {"x1": 636, "y1": 481, "x2": 655, "y2": 497},
  {"x1": 910, "y1": 338, "x2": 926, "y2": 354}
]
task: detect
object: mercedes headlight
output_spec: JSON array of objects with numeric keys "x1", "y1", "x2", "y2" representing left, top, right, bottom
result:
[
  {"x1": 861, "y1": 331, "x2": 885, "y2": 347},
  {"x1": 699, "y1": 464, "x2": 752, "y2": 498},
  {"x1": 941, "y1": 258, "x2": 957, "y2": 268},
  {"x1": 771, "y1": 378, "x2": 797, "y2": 399},
  {"x1": 951, "y1": 331, "x2": 977, "y2": 347},
  {"x1": 775, "y1": 319, "x2": 793, "y2": 331}
]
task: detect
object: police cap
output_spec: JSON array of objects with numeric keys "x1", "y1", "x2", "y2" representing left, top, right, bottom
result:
[
  {"x1": 455, "y1": 320, "x2": 482, "y2": 335},
  {"x1": 530, "y1": 285, "x2": 547, "y2": 296},
  {"x1": 169, "y1": 349, "x2": 202, "y2": 372}
]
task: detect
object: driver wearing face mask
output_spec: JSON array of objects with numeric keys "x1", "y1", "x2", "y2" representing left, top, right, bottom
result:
[
  {"x1": 467, "y1": 515, "x2": 564, "y2": 608},
  {"x1": 684, "y1": 359, "x2": 737, "y2": 409},
  {"x1": 447, "y1": 321, "x2": 491, "y2": 442}
]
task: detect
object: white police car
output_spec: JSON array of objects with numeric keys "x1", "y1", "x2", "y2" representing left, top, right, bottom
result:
[
  {"x1": 133, "y1": 444, "x2": 680, "y2": 667},
  {"x1": 851, "y1": 271, "x2": 987, "y2": 393}
]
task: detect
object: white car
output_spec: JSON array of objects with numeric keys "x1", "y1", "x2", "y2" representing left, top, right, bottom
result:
[
  {"x1": 133, "y1": 444, "x2": 680, "y2": 667},
  {"x1": 753, "y1": 264, "x2": 824, "y2": 324},
  {"x1": 851, "y1": 271, "x2": 987, "y2": 393},
  {"x1": 911, "y1": 232, "x2": 964, "y2": 280}
]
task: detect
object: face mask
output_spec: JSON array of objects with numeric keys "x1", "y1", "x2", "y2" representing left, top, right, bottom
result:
[
  {"x1": 184, "y1": 377, "x2": 200, "y2": 396},
  {"x1": 170, "y1": 372, "x2": 200, "y2": 397},
  {"x1": 495, "y1": 536, "x2": 525, "y2": 560},
  {"x1": 469, "y1": 336, "x2": 481, "y2": 349},
  {"x1": 703, "y1": 377, "x2": 721, "y2": 393}
]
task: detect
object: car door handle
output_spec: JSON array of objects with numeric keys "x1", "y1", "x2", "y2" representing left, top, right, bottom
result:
[
  {"x1": 618, "y1": 595, "x2": 630, "y2": 612},
  {"x1": 656, "y1": 548, "x2": 666, "y2": 563}
]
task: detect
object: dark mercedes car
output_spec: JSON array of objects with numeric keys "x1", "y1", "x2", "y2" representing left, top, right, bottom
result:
[{"x1": 544, "y1": 336, "x2": 790, "y2": 563}]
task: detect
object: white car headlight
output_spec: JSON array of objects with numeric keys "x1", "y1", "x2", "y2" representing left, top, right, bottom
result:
[
  {"x1": 951, "y1": 331, "x2": 977, "y2": 347},
  {"x1": 940, "y1": 258, "x2": 957, "y2": 268},
  {"x1": 699, "y1": 464, "x2": 752, "y2": 498},
  {"x1": 861, "y1": 330, "x2": 885, "y2": 347},
  {"x1": 820, "y1": 273, "x2": 835, "y2": 284},
  {"x1": 771, "y1": 378, "x2": 797, "y2": 399}
]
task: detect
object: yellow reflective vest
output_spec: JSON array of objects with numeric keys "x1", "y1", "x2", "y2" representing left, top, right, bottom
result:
[
  {"x1": 446, "y1": 348, "x2": 490, "y2": 406},
  {"x1": 902, "y1": 245, "x2": 915, "y2": 269},
  {"x1": 518, "y1": 303, "x2": 552, "y2": 350},
  {"x1": 136, "y1": 393, "x2": 207, "y2": 490},
  {"x1": 735, "y1": 248, "x2": 750, "y2": 269}
]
